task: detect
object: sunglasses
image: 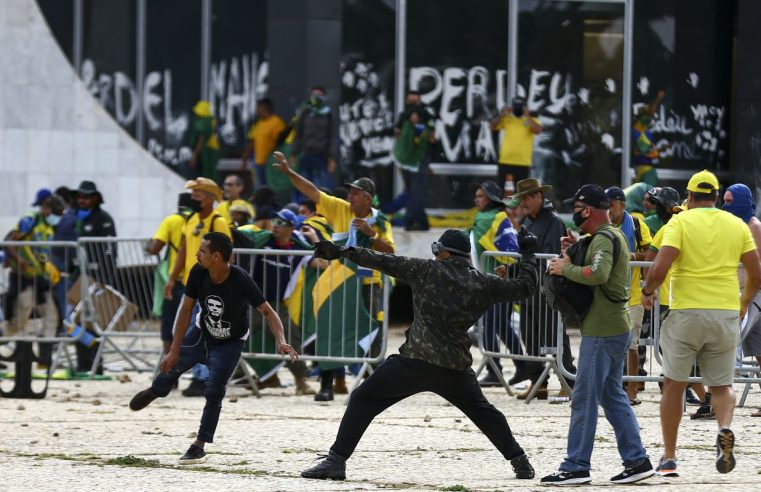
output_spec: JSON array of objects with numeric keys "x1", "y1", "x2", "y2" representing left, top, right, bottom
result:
[
  {"x1": 272, "y1": 218, "x2": 293, "y2": 227},
  {"x1": 193, "y1": 221, "x2": 204, "y2": 236}
]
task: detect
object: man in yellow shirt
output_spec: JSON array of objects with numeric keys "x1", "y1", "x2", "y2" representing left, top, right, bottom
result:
[
  {"x1": 146, "y1": 192, "x2": 193, "y2": 355},
  {"x1": 490, "y1": 97, "x2": 542, "y2": 191},
  {"x1": 164, "y1": 177, "x2": 232, "y2": 396},
  {"x1": 605, "y1": 186, "x2": 651, "y2": 405},
  {"x1": 643, "y1": 170, "x2": 761, "y2": 476},
  {"x1": 216, "y1": 174, "x2": 255, "y2": 224},
  {"x1": 241, "y1": 98, "x2": 286, "y2": 188},
  {"x1": 273, "y1": 151, "x2": 394, "y2": 401}
]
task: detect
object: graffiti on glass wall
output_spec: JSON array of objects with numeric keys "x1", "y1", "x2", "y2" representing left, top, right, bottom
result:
[
  {"x1": 634, "y1": 75, "x2": 727, "y2": 167},
  {"x1": 80, "y1": 53, "x2": 267, "y2": 167},
  {"x1": 338, "y1": 58, "x2": 395, "y2": 169}
]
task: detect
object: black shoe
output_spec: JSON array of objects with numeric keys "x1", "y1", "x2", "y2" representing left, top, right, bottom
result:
[
  {"x1": 540, "y1": 469, "x2": 591, "y2": 485},
  {"x1": 507, "y1": 369, "x2": 531, "y2": 386},
  {"x1": 715, "y1": 428, "x2": 736, "y2": 474},
  {"x1": 685, "y1": 388, "x2": 702, "y2": 406},
  {"x1": 301, "y1": 452, "x2": 346, "y2": 480},
  {"x1": 129, "y1": 388, "x2": 158, "y2": 411},
  {"x1": 478, "y1": 371, "x2": 502, "y2": 387},
  {"x1": 610, "y1": 458, "x2": 654, "y2": 484},
  {"x1": 182, "y1": 379, "x2": 206, "y2": 397},
  {"x1": 178, "y1": 444, "x2": 206, "y2": 465},
  {"x1": 690, "y1": 403, "x2": 715, "y2": 420},
  {"x1": 510, "y1": 453, "x2": 535, "y2": 479},
  {"x1": 314, "y1": 387, "x2": 334, "y2": 401}
]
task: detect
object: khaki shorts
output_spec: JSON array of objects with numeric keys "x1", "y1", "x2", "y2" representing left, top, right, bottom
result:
[
  {"x1": 660, "y1": 309, "x2": 739, "y2": 386},
  {"x1": 629, "y1": 304, "x2": 645, "y2": 350}
]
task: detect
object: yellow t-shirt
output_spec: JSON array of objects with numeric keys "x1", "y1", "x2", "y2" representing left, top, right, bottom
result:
[
  {"x1": 649, "y1": 227, "x2": 672, "y2": 307},
  {"x1": 181, "y1": 211, "x2": 232, "y2": 284},
  {"x1": 494, "y1": 114, "x2": 539, "y2": 166},
  {"x1": 661, "y1": 208, "x2": 756, "y2": 310},
  {"x1": 247, "y1": 115, "x2": 286, "y2": 165},
  {"x1": 618, "y1": 216, "x2": 651, "y2": 306},
  {"x1": 153, "y1": 213, "x2": 187, "y2": 281},
  {"x1": 317, "y1": 191, "x2": 395, "y2": 284},
  {"x1": 216, "y1": 199, "x2": 255, "y2": 224}
]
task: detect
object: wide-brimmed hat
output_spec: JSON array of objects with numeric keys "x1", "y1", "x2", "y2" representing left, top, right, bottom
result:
[
  {"x1": 513, "y1": 178, "x2": 553, "y2": 198},
  {"x1": 76, "y1": 180, "x2": 104, "y2": 203},
  {"x1": 185, "y1": 177, "x2": 223, "y2": 202},
  {"x1": 229, "y1": 203, "x2": 252, "y2": 216}
]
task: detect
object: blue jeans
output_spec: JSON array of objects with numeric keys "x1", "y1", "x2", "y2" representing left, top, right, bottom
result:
[
  {"x1": 299, "y1": 154, "x2": 332, "y2": 190},
  {"x1": 188, "y1": 303, "x2": 208, "y2": 381},
  {"x1": 561, "y1": 332, "x2": 648, "y2": 472},
  {"x1": 152, "y1": 327, "x2": 243, "y2": 443},
  {"x1": 254, "y1": 163, "x2": 267, "y2": 188}
]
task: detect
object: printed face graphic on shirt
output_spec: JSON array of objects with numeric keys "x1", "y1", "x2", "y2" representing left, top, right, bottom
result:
[{"x1": 204, "y1": 295, "x2": 231, "y2": 339}]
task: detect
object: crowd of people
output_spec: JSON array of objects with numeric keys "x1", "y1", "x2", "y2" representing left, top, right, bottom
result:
[{"x1": 3, "y1": 83, "x2": 760, "y2": 484}]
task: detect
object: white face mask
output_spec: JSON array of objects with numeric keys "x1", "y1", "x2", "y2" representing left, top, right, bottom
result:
[{"x1": 47, "y1": 214, "x2": 61, "y2": 226}]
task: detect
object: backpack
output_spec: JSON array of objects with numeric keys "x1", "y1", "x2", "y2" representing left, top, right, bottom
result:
[{"x1": 543, "y1": 229, "x2": 629, "y2": 328}]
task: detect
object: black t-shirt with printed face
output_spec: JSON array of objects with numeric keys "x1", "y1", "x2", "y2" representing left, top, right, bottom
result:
[{"x1": 184, "y1": 264, "x2": 266, "y2": 343}]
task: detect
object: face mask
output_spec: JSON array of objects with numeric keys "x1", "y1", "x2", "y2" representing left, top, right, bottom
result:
[
  {"x1": 188, "y1": 199, "x2": 203, "y2": 213},
  {"x1": 512, "y1": 104, "x2": 524, "y2": 117},
  {"x1": 572, "y1": 210, "x2": 587, "y2": 228},
  {"x1": 47, "y1": 214, "x2": 61, "y2": 227}
]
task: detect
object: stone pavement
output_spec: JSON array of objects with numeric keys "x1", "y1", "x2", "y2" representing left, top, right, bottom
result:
[{"x1": 1, "y1": 329, "x2": 761, "y2": 491}]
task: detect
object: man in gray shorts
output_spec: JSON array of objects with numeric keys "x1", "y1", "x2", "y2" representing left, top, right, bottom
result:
[{"x1": 642, "y1": 170, "x2": 761, "y2": 476}]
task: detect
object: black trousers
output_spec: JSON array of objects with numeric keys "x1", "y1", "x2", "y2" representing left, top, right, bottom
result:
[{"x1": 330, "y1": 355, "x2": 524, "y2": 460}]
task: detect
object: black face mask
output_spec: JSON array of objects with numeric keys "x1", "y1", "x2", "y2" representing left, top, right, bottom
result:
[
  {"x1": 512, "y1": 104, "x2": 524, "y2": 117},
  {"x1": 188, "y1": 198, "x2": 203, "y2": 213},
  {"x1": 572, "y1": 210, "x2": 587, "y2": 228},
  {"x1": 655, "y1": 203, "x2": 670, "y2": 222}
]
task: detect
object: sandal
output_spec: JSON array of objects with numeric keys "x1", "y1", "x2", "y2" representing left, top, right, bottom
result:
[{"x1": 629, "y1": 398, "x2": 642, "y2": 406}]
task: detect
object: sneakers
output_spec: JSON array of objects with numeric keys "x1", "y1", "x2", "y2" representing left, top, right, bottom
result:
[
  {"x1": 178, "y1": 444, "x2": 207, "y2": 464},
  {"x1": 181, "y1": 379, "x2": 206, "y2": 397},
  {"x1": 510, "y1": 453, "x2": 535, "y2": 479},
  {"x1": 478, "y1": 371, "x2": 503, "y2": 388},
  {"x1": 655, "y1": 456, "x2": 678, "y2": 477},
  {"x1": 690, "y1": 402, "x2": 715, "y2": 420},
  {"x1": 540, "y1": 470, "x2": 591, "y2": 485},
  {"x1": 685, "y1": 388, "x2": 703, "y2": 406},
  {"x1": 610, "y1": 458, "x2": 654, "y2": 484},
  {"x1": 129, "y1": 388, "x2": 158, "y2": 411},
  {"x1": 301, "y1": 452, "x2": 346, "y2": 480},
  {"x1": 715, "y1": 428, "x2": 736, "y2": 474}
]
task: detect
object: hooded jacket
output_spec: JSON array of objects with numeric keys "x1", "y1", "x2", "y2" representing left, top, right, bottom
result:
[{"x1": 521, "y1": 200, "x2": 565, "y2": 255}]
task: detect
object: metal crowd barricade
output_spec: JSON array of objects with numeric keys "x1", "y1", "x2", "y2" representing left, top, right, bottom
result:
[
  {"x1": 550, "y1": 260, "x2": 761, "y2": 401},
  {"x1": 476, "y1": 251, "x2": 573, "y2": 402},
  {"x1": 477, "y1": 253, "x2": 761, "y2": 406},
  {"x1": 234, "y1": 248, "x2": 389, "y2": 393},
  {"x1": 0, "y1": 240, "x2": 94, "y2": 397},
  {"x1": 74, "y1": 237, "x2": 162, "y2": 374}
]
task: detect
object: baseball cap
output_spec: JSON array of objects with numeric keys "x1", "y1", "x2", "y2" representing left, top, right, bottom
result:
[
  {"x1": 604, "y1": 186, "x2": 626, "y2": 202},
  {"x1": 686, "y1": 169, "x2": 720, "y2": 193},
  {"x1": 435, "y1": 229, "x2": 471, "y2": 256},
  {"x1": 273, "y1": 208, "x2": 299, "y2": 227},
  {"x1": 563, "y1": 184, "x2": 610, "y2": 210},
  {"x1": 650, "y1": 187, "x2": 680, "y2": 210},
  {"x1": 32, "y1": 188, "x2": 52, "y2": 206},
  {"x1": 344, "y1": 177, "x2": 376, "y2": 196}
]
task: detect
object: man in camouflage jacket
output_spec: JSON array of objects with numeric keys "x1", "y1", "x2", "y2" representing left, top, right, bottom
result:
[{"x1": 301, "y1": 228, "x2": 540, "y2": 481}]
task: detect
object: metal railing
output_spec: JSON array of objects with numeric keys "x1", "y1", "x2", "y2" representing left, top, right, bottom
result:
[
  {"x1": 234, "y1": 248, "x2": 390, "y2": 391},
  {"x1": 476, "y1": 251, "x2": 761, "y2": 404}
]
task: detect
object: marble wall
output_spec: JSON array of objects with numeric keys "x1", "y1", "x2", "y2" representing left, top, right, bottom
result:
[{"x1": 0, "y1": 0, "x2": 185, "y2": 238}]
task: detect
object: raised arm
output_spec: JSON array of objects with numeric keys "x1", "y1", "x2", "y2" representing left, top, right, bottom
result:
[{"x1": 272, "y1": 151, "x2": 321, "y2": 203}]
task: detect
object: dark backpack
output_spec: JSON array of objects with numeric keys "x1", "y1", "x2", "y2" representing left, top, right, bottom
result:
[{"x1": 543, "y1": 229, "x2": 629, "y2": 328}]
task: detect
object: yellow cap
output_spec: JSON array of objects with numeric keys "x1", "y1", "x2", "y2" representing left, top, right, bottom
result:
[
  {"x1": 193, "y1": 100, "x2": 213, "y2": 118},
  {"x1": 185, "y1": 177, "x2": 223, "y2": 202},
  {"x1": 686, "y1": 169, "x2": 719, "y2": 193}
]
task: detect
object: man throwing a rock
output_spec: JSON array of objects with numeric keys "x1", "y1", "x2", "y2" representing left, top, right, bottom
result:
[{"x1": 301, "y1": 228, "x2": 540, "y2": 481}]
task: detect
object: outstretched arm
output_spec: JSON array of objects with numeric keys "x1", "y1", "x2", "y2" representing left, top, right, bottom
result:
[
  {"x1": 313, "y1": 241, "x2": 427, "y2": 283},
  {"x1": 488, "y1": 257, "x2": 538, "y2": 303},
  {"x1": 272, "y1": 151, "x2": 321, "y2": 203}
]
